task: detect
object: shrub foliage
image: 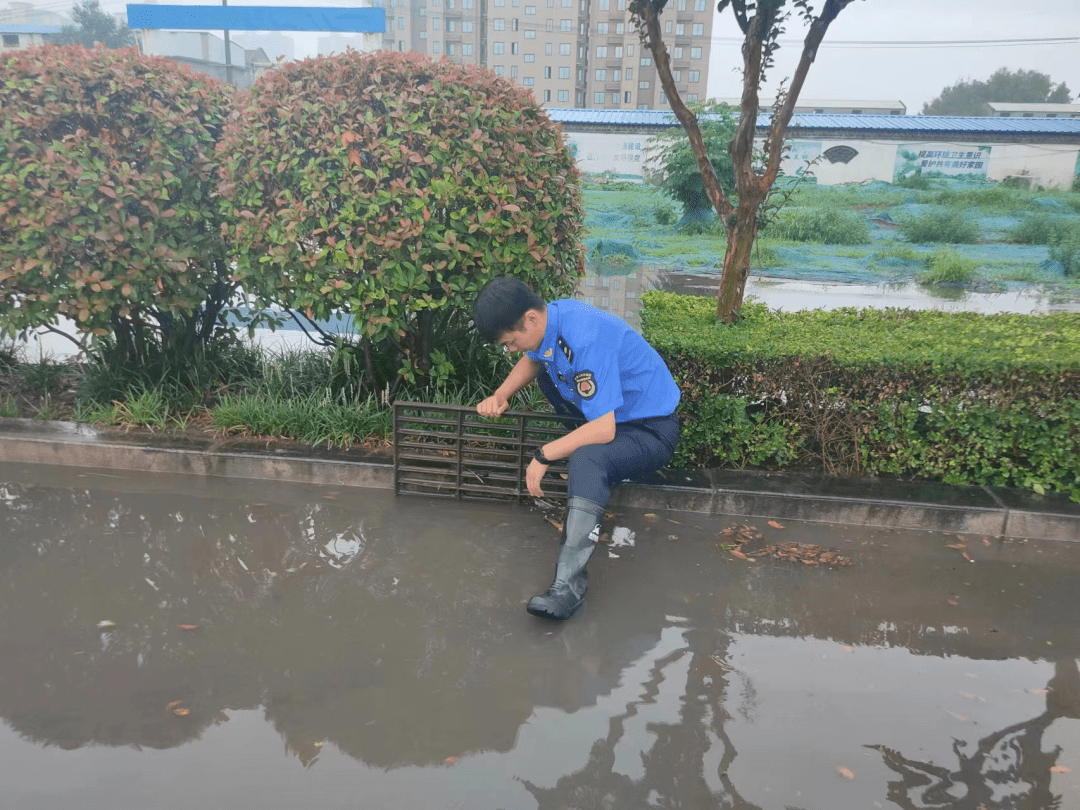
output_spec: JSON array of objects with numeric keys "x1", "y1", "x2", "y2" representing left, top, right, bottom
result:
[
  {"x1": 0, "y1": 45, "x2": 234, "y2": 360},
  {"x1": 643, "y1": 292, "x2": 1080, "y2": 501},
  {"x1": 217, "y1": 50, "x2": 583, "y2": 389}
]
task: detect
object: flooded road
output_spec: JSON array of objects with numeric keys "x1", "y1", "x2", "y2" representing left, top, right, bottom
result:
[{"x1": 1, "y1": 461, "x2": 1078, "y2": 809}]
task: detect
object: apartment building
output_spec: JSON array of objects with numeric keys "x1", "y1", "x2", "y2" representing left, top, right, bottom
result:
[{"x1": 377, "y1": 0, "x2": 712, "y2": 109}]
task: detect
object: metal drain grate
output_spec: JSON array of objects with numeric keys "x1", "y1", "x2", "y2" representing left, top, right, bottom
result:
[{"x1": 393, "y1": 401, "x2": 577, "y2": 502}]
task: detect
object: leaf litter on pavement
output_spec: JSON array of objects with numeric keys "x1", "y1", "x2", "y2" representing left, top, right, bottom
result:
[{"x1": 719, "y1": 522, "x2": 852, "y2": 567}]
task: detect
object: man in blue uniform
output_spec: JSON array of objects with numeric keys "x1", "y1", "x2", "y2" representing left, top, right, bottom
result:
[{"x1": 473, "y1": 276, "x2": 681, "y2": 620}]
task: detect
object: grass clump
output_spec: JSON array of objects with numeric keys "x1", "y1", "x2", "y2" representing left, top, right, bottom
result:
[
  {"x1": 765, "y1": 207, "x2": 870, "y2": 244},
  {"x1": 1008, "y1": 214, "x2": 1077, "y2": 245},
  {"x1": 899, "y1": 208, "x2": 981, "y2": 244},
  {"x1": 209, "y1": 391, "x2": 391, "y2": 450},
  {"x1": 919, "y1": 249, "x2": 979, "y2": 284},
  {"x1": 1050, "y1": 231, "x2": 1080, "y2": 278}
]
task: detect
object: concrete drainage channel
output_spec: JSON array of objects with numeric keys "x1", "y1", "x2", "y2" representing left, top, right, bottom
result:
[{"x1": 1, "y1": 415, "x2": 1077, "y2": 542}]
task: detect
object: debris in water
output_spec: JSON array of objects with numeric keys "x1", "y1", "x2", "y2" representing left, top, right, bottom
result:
[
  {"x1": 96, "y1": 620, "x2": 116, "y2": 629},
  {"x1": 718, "y1": 523, "x2": 851, "y2": 566},
  {"x1": 178, "y1": 624, "x2": 198, "y2": 631},
  {"x1": 837, "y1": 766, "x2": 855, "y2": 780},
  {"x1": 609, "y1": 527, "x2": 635, "y2": 548},
  {"x1": 1051, "y1": 765, "x2": 1071, "y2": 773},
  {"x1": 767, "y1": 520, "x2": 785, "y2": 529}
]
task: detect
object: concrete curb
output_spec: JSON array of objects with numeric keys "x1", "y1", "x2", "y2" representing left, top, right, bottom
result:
[{"x1": 1, "y1": 418, "x2": 1077, "y2": 542}]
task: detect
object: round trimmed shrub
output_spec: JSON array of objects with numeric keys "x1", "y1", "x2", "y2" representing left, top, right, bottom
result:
[
  {"x1": 217, "y1": 50, "x2": 584, "y2": 386},
  {"x1": 0, "y1": 45, "x2": 233, "y2": 352}
]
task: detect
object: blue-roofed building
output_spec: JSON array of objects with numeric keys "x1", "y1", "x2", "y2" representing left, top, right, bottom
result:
[
  {"x1": 0, "y1": 23, "x2": 63, "y2": 52},
  {"x1": 547, "y1": 109, "x2": 1080, "y2": 189}
]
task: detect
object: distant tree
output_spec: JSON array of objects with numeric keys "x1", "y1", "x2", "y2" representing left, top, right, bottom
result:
[
  {"x1": 923, "y1": 68, "x2": 1073, "y2": 116},
  {"x1": 51, "y1": 0, "x2": 135, "y2": 50},
  {"x1": 646, "y1": 102, "x2": 738, "y2": 218}
]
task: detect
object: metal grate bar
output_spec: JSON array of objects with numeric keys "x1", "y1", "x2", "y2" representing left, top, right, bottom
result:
[{"x1": 392, "y1": 401, "x2": 577, "y2": 502}]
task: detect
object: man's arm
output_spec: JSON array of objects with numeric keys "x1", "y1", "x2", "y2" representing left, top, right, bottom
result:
[
  {"x1": 526, "y1": 411, "x2": 615, "y2": 497},
  {"x1": 476, "y1": 355, "x2": 541, "y2": 417}
]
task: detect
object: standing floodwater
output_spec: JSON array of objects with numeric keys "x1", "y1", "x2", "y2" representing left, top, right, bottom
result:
[{"x1": 1, "y1": 461, "x2": 1078, "y2": 809}]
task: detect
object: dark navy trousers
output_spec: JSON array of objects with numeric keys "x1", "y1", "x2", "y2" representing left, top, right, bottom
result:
[{"x1": 536, "y1": 373, "x2": 680, "y2": 506}]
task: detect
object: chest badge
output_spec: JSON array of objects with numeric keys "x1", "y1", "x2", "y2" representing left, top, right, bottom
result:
[
  {"x1": 543, "y1": 349, "x2": 553, "y2": 359},
  {"x1": 557, "y1": 336, "x2": 574, "y2": 363},
  {"x1": 574, "y1": 371, "x2": 597, "y2": 399}
]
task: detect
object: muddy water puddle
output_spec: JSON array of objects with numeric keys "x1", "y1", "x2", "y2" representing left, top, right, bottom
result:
[{"x1": 1, "y1": 461, "x2": 1079, "y2": 809}]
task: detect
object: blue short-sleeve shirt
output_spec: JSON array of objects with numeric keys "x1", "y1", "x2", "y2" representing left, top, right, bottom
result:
[{"x1": 526, "y1": 300, "x2": 680, "y2": 423}]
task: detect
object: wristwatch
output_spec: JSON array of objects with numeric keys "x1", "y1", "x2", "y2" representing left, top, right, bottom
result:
[{"x1": 533, "y1": 447, "x2": 553, "y2": 465}]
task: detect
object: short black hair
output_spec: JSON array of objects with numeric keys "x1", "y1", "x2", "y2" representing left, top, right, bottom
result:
[{"x1": 472, "y1": 277, "x2": 546, "y2": 343}]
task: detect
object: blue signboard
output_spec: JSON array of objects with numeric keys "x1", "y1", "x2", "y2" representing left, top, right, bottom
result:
[{"x1": 127, "y1": 5, "x2": 386, "y2": 33}]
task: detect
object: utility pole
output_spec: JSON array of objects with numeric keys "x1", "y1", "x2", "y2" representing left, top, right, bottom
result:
[{"x1": 222, "y1": 0, "x2": 234, "y2": 85}]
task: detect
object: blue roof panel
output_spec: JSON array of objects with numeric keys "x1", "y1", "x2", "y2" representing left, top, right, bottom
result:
[
  {"x1": 545, "y1": 109, "x2": 1080, "y2": 136},
  {"x1": 0, "y1": 24, "x2": 64, "y2": 34}
]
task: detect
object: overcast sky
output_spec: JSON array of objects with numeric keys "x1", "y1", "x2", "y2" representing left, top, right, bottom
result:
[{"x1": 86, "y1": 0, "x2": 1080, "y2": 112}]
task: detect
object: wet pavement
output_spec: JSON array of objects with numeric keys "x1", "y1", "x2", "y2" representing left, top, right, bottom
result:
[{"x1": 2, "y1": 460, "x2": 1079, "y2": 810}]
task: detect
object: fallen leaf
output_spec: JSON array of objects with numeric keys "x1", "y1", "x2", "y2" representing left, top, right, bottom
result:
[
  {"x1": 947, "y1": 711, "x2": 968, "y2": 722},
  {"x1": 837, "y1": 766, "x2": 855, "y2": 780},
  {"x1": 982, "y1": 537, "x2": 991, "y2": 546},
  {"x1": 666, "y1": 518, "x2": 681, "y2": 524},
  {"x1": 1029, "y1": 688, "x2": 1049, "y2": 695},
  {"x1": 165, "y1": 701, "x2": 182, "y2": 712},
  {"x1": 948, "y1": 598, "x2": 960, "y2": 606},
  {"x1": 178, "y1": 624, "x2": 198, "y2": 631},
  {"x1": 1051, "y1": 765, "x2": 1071, "y2": 773},
  {"x1": 643, "y1": 513, "x2": 656, "y2": 519},
  {"x1": 445, "y1": 756, "x2": 458, "y2": 765},
  {"x1": 172, "y1": 707, "x2": 190, "y2": 717},
  {"x1": 96, "y1": 620, "x2": 117, "y2": 629},
  {"x1": 322, "y1": 492, "x2": 338, "y2": 500},
  {"x1": 946, "y1": 543, "x2": 966, "y2": 549},
  {"x1": 841, "y1": 645, "x2": 855, "y2": 653},
  {"x1": 962, "y1": 551, "x2": 973, "y2": 562},
  {"x1": 720, "y1": 527, "x2": 734, "y2": 536},
  {"x1": 729, "y1": 548, "x2": 748, "y2": 560},
  {"x1": 767, "y1": 520, "x2": 785, "y2": 529}
]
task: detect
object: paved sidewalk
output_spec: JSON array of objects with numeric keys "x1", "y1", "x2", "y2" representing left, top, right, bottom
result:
[{"x1": 1, "y1": 417, "x2": 1077, "y2": 542}]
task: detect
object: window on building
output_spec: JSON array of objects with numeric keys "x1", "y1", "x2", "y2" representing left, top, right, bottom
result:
[
  {"x1": 576, "y1": 91, "x2": 584, "y2": 105},
  {"x1": 546, "y1": 19, "x2": 553, "y2": 31},
  {"x1": 447, "y1": 0, "x2": 455, "y2": 8},
  {"x1": 673, "y1": 70, "x2": 681, "y2": 82},
  {"x1": 462, "y1": 20, "x2": 473, "y2": 31},
  {"x1": 559, "y1": 89, "x2": 569, "y2": 101},
  {"x1": 525, "y1": 28, "x2": 535, "y2": 38},
  {"x1": 678, "y1": 0, "x2": 687, "y2": 8},
  {"x1": 692, "y1": 23, "x2": 703, "y2": 34},
  {"x1": 559, "y1": 43, "x2": 570, "y2": 55},
  {"x1": 595, "y1": 69, "x2": 606, "y2": 81},
  {"x1": 599, "y1": 0, "x2": 609, "y2": 7},
  {"x1": 580, "y1": 22, "x2": 586, "y2": 35},
  {"x1": 464, "y1": 0, "x2": 473, "y2": 7},
  {"x1": 690, "y1": 46, "x2": 701, "y2": 58},
  {"x1": 511, "y1": 41, "x2": 518, "y2": 54},
  {"x1": 433, "y1": 15, "x2": 442, "y2": 29},
  {"x1": 626, "y1": 68, "x2": 632, "y2": 79},
  {"x1": 660, "y1": 91, "x2": 667, "y2": 104},
  {"x1": 511, "y1": 65, "x2": 517, "y2": 76},
  {"x1": 688, "y1": 93, "x2": 697, "y2": 101},
  {"x1": 544, "y1": 89, "x2": 551, "y2": 100},
  {"x1": 433, "y1": 40, "x2": 441, "y2": 52},
  {"x1": 492, "y1": 17, "x2": 503, "y2": 29},
  {"x1": 512, "y1": 18, "x2": 519, "y2": 30},
  {"x1": 627, "y1": 44, "x2": 634, "y2": 56},
  {"x1": 597, "y1": 22, "x2": 608, "y2": 34},
  {"x1": 615, "y1": 22, "x2": 623, "y2": 33},
  {"x1": 594, "y1": 92, "x2": 606, "y2": 103},
  {"x1": 695, "y1": 0, "x2": 706, "y2": 9},
  {"x1": 613, "y1": 68, "x2": 620, "y2": 80},
  {"x1": 399, "y1": 40, "x2": 405, "y2": 50},
  {"x1": 420, "y1": 31, "x2": 428, "y2": 38},
  {"x1": 612, "y1": 92, "x2": 620, "y2": 104},
  {"x1": 544, "y1": 65, "x2": 551, "y2": 77},
  {"x1": 493, "y1": 41, "x2": 505, "y2": 53},
  {"x1": 640, "y1": 56, "x2": 651, "y2": 66},
  {"x1": 614, "y1": 45, "x2": 623, "y2": 57},
  {"x1": 596, "y1": 46, "x2": 607, "y2": 57},
  {"x1": 446, "y1": 18, "x2": 455, "y2": 31},
  {"x1": 447, "y1": 41, "x2": 456, "y2": 54},
  {"x1": 545, "y1": 42, "x2": 553, "y2": 54},
  {"x1": 560, "y1": 19, "x2": 571, "y2": 30},
  {"x1": 493, "y1": 64, "x2": 503, "y2": 75},
  {"x1": 638, "y1": 80, "x2": 649, "y2": 88},
  {"x1": 673, "y1": 46, "x2": 682, "y2": 59},
  {"x1": 675, "y1": 23, "x2": 684, "y2": 35},
  {"x1": 577, "y1": 68, "x2": 584, "y2": 82},
  {"x1": 561, "y1": 0, "x2": 571, "y2": 5},
  {"x1": 688, "y1": 70, "x2": 699, "y2": 82},
  {"x1": 665, "y1": 20, "x2": 672, "y2": 33},
  {"x1": 618, "y1": 0, "x2": 625, "y2": 8},
  {"x1": 523, "y1": 77, "x2": 535, "y2": 85},
  {"x1": 525, "y1": 4, "x2": 535, "y2": 12},
  {"x1": 397, "y1": 15, "x2": 405, "y2": 28},
  {"x1": 624, "y1": 91, "x2": 631, "y2": 103},
  {"x1": 462, "y1": 43, "x2": 474, "y2": 54},
  {"x1": 559, "y1": 66, "x2": 570, "y2": 78},
  {"x1": 525, "y1": 53, "x2": 535, "y2": 61}
]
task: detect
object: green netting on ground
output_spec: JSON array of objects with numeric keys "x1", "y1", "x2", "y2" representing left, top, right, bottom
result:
[{"x1": 580, "y1": 178, "x2": 1080, "y2": 295}]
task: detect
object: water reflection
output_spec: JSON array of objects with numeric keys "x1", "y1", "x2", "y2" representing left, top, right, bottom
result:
[{"x1": 1, "y1": 463, "x2": 1079, "y2": 808}]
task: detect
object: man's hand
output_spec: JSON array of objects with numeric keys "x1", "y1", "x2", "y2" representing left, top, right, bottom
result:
[
  {"x1": 477, "y1": 393, "x2": 510, "y2": 418},
  {"x1": 526, "y1": 458, "x2": 548, "y2": 498}
]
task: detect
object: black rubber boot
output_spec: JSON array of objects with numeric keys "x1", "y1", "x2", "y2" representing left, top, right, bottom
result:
[{"x1": 527, "y1": 497, "x2": 605, "y2": 620}]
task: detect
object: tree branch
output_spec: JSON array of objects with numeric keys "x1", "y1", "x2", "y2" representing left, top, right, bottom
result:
[{"x1": 633, "y1": 2, "x2": 735, "y2": 223}]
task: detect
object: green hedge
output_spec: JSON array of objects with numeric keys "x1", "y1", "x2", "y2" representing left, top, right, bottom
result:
[{"x1": 641, "y1": 291, "x2": 1080, "y2": 500}]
